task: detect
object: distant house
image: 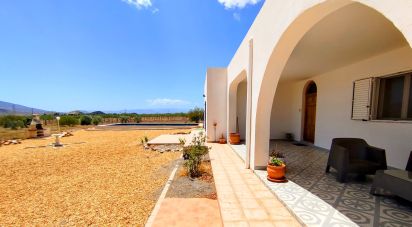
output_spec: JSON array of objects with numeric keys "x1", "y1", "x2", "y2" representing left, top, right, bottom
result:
[{"x1": 204, "y1": 0, "x2": 412, "y2": 170}]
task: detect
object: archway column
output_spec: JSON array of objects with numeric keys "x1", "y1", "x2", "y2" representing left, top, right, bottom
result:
[{"x1": 245, "y1": 39, "x2": 253, "y2": 169}]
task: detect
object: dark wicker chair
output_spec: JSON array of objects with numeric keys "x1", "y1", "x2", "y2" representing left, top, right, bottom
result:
[
  {"x1": 407, "y1": 151, "x2": 412, "y2": 172},
  {"x1": 370, "y1": 151, "x2": 412, "y2": 202},
  {"x1": 326, "y1": 138, "x2": 387, "y2": 182}
]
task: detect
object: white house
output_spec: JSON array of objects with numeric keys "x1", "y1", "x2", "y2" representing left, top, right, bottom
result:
[{"x1": 204, "y1": 0, "x2": 412, "y2": 170}]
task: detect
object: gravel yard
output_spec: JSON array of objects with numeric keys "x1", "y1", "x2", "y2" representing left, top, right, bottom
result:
[{"x1": 0, "y1": 129, "x2": 189, "y2": 225}]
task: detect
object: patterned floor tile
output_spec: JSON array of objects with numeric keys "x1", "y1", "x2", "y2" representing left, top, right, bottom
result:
[{"x1": 251, "y1": 141, "x2": 412, "y2": 227}]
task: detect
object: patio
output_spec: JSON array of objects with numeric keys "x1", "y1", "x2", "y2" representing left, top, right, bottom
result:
[{"x1": 246, "y1": 141, "x2": 412, "y2": 226}]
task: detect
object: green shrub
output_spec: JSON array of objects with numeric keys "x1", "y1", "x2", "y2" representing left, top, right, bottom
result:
[
  {"x1": 178, "y1": 138, "x2": 186, "y2": 146},
  {"x1": 10, "y1": 121, "x2": 17, "y2": 130},
  {"x1": 134, "y1": 115, "x2": 142, "y2": 123},
  {"x1": 187, "y1": 107, "x2": 204, "y2": 123},
  {"x1": 120, "y1": 116, "x2": 129, "y2": 123},
  {"x1": 183, "y1": 132, "x2": 209, "y2": 178},
  {"x1": 40, "y1": 114, "x2": 54, "y2": 121},
  {"x1": 0, "y1": 115, "x2": 29, "y2": 129},
  {"x1": 15, "y1": 120, "x2": 25, "y2": 129},
  {"x1": 22, "y1": 117, "x2": 32, "y2": 126},
  {"x1": 140, "y1": 135, "x2": 149, "y2": 145},
  {"x1": 92, "y1": 116, "x2": 103, "y2": 125},
  {"x1": 3, "y1": 119, "x2": 13, "y2": 128},
  {"x1": 59, "y1": 116, "x2": 79, "y2": 126},
  {"x1": 80, "y1": 115, "x2": 93, "y2": 125}
]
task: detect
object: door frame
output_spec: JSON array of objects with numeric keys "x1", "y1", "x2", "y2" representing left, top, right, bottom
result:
[{"x1": 301, "y1": 81, "x2": 317, "y2": 143}]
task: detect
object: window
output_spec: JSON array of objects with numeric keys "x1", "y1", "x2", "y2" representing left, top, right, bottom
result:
[
  {"x1": 376, "y1": 72, "x2": 411, "y2": 120},
  {"x1": 352, "y1": 71, "x2": 412, "y2": 121},
  {"x1": 352, "y1": 78, "x2": 372, "y2": 120}
]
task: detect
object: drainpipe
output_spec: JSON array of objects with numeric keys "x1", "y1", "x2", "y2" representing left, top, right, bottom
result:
[{"x1": 245, "y1": 38, "x2": 253, "y2": 169}]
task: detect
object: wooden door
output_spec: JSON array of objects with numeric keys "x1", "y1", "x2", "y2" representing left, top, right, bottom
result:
[{"x1": 304, "y1": 92, "x2": 317, "y2": 143}]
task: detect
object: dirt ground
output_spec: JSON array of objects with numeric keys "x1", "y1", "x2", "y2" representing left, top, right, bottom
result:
[
  {"x1": 0, "y1": 129, "x2": 189, "y2": 225},
  {"x1": 166, "y1": 155, "x2": 217, "y2": 200}
]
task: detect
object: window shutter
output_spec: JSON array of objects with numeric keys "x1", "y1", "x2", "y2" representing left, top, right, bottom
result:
[{"x1": 352, "y1": 78, "x2": 373, "y2": 120}]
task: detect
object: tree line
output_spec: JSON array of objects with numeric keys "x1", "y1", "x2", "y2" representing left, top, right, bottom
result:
[{"x1": 0, "y1": 107, "x2": 204, "y2": 129}]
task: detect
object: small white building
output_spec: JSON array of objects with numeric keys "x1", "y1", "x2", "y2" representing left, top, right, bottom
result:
[{"x1": 204, "y1": 0, "x2": 412, "y2": 170}]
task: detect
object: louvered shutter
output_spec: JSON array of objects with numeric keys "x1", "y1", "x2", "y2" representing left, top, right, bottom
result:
[{"x1": 352, "y1": 78, "x2": 373, "y2": 120}]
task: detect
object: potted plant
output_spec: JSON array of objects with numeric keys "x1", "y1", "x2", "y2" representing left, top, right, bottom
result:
[
  {"x1": 267, "y1": 150, "x2": 287, "y2": 182},
  {"x1": 269, "y1": 148, "x2": 286, "y2": 163},
  {"x1": 219, "y1": 134, "x2": 226, "y2": 144},
  {"x1": 229, "y1": 133, "x2": 240, "y2": 144},
  {"x1": 230, "y1": 116, "x2": 241, "y2": 144}
]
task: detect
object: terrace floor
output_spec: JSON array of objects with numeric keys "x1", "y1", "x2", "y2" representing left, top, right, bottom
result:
[{"x1": 250, "y1": 141, "x2": 412, "y2": 226}]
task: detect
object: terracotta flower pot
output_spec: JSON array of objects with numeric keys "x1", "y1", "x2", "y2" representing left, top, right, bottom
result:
[
  {"x1": 229, "y1": 133, "x2": 240, "y2": 145},
  {"x1": 267, "y1": 163, "x2": 286, "y2": 182},
  {"x1": 219, "y1": 138, "x2": 226, "y2": 144}
]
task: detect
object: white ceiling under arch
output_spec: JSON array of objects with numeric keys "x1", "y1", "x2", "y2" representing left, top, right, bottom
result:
[{"x1": 281, "y1": 2, "x2": 409, "y2": 82}]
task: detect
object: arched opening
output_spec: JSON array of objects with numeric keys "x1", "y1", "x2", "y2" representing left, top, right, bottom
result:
[
  {"x1": 257, "y1": 1, "x2": 412, "y2": 171},
  {"x1": 236, "y1": 80, "x2": 247, "y2": 141},
  {"x1": 227, "y1": 71, "x2": 247, "y2": 159}
]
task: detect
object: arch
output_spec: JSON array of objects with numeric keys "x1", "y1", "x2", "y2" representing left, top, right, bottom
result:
[
  {"x1": 227, "y1": 70, "x2": 247, "y2": 136},
  {"x1": 251, "y1": 0, "x2": 412, "y2": 169}
]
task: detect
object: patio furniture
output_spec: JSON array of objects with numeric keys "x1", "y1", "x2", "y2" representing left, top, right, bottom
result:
[
  {"x1": 370, "y1": 151, "x2": 412, "y2": 202},
  {"x1": 326, "y1": 138, "x2": 387, "y2": 182}
]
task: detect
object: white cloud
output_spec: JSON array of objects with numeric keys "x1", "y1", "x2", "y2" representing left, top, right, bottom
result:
[
  {"x1": 152, "y1": 8, "x2": 159, "y2": 14},
  {"x1": 233, "y1": 12, "x2": 241, "y2": 21},
  {"x1": 122, "y1": 0, "x2": 152, "y2": 9},
  {"x1": 146, "y1": 98, "x2": 190, "y2": 106},
  {"x1": 218, "y1": 0, "x2": 261, "y2": 9}
]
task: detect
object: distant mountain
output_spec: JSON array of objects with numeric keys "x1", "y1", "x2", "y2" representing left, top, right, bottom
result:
[
  {"x1": 0, "y1": 101, "x2": 50, "y2": 115},
  {"x1": 67, "y1": 110, "x2": 85, "y2": 115},
  {"x1": 0, "y1": 108, "x2": 10, "y2": 114},
  {"x1": 90, "y1": 111, "x2": 106, "y2": 115}
]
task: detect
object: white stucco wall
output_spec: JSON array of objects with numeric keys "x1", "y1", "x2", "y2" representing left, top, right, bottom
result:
[
  {"x1": 237, "y1": 81, "x2": 247, "y2": 140},
  {"x1": 270, "y1": 46, "x2": 412, "y2": 169},
  {"x1": 205, "y1": 68, "x2": 227, "y2": 142},
  {"x1": 270, "y1": 82, "x2": 298, "y2": 140}
]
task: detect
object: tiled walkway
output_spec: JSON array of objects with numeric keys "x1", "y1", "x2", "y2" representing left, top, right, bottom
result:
[
  {"x1": 229, "y1": 143, "x2": 247, "y2": 161},
  {"x1": 209, "y1": 143, "x2": 302, "y2": 226},
  {"x1": 151, "y1": 198, "x2": 222, "y2": 227}
]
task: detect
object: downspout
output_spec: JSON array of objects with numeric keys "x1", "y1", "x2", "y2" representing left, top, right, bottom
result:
[{"x1": 245, "y1": 38, "x2": 253, "y2": 169}]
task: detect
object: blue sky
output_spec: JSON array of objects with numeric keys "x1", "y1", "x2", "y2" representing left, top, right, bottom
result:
[{"x1": 0, "y1": 0, "x2": 263, "y2": 112}]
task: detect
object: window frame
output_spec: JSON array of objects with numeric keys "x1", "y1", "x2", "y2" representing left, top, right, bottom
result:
[{"x1": 371, "y1": 70, "x2": 412, "y2": 121}]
